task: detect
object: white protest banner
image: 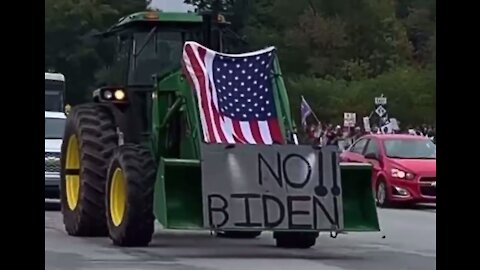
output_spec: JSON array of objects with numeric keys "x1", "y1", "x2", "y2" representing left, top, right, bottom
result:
[
  {"x1": 363, "y1": 117, "x2": 371, "y2": 133},
  {"x1": 201, "y1": 144, "x2": 344, "y2": 231},
  {"x1": 343, "y1": 112, "x2": 356, "y2": 127}
]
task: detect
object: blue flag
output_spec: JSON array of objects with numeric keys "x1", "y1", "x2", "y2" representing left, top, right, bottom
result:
[{"x1": 300, "y1": 96, "x2": 313, "y2": 129}]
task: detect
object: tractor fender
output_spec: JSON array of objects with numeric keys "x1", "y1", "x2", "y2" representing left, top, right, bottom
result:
[{"x1": 97, "y1": 103, "x2": 141, "y2": 144}]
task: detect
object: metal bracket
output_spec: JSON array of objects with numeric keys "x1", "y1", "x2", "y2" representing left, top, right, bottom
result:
[
  {"x1": 210, "y1": 225, "x2": 219, "y2": 236},
  {"x1": 312, "y1": 144, "x2": 322, "y2": 150},
  {"x1": 330, "y1": 224, "x2": 339, "y2": 238},
  {"x1": 116, "y1": 127, "x2": 124, "y2": 146},
  {"x1": 225, "y1": 144, "x2": 235, "y2": 149}
]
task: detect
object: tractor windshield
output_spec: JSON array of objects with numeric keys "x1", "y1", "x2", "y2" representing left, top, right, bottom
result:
[{"x1": 131, "y1": 28, "x2": 202, "y2": 85}]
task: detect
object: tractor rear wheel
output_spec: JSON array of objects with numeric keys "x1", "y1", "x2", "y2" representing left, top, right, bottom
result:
[
  {"x1": 106, "y1": 144, "x2": 156, "y2": 247},
  {"x1": 274, "y1": 232, "x2": 319, "y2": 249},
  {"x1": 60, "y1": 104, "x2": 117, "y2": 236}
]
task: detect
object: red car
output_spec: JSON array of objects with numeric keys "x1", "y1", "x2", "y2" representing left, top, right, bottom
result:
[{"x1": 340, "y1": 134, "x2": 436, "y2": 207}]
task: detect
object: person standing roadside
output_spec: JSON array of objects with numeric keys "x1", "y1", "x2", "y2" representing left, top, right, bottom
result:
[{"x1": 352, "y1": 126, "x2": 363, "y2": 141}]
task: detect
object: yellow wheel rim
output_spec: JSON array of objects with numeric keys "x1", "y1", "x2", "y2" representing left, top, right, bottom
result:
[
  {"x1": 65, "y1": 135, "x2": 80, "y2": 210},
  {"x1": 110, "y1": 168, "x2": 126, "y2": 226}
]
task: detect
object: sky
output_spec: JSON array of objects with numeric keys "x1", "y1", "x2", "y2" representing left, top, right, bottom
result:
[{"x1": 149, "y1": 0, "x2": 195, "y2": 12}]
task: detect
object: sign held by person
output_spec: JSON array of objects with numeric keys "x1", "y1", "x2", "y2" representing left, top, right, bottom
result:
[
  {"x1": 389, "y1": 118, "x2": 400, "y2": 131},
  {"x1": 343, "y1": 112, "x2": 356, "y2": 127},
  {"x1": 363, "y1": 117, "x2": 371, "y2": 133},
  {"x1": 374, "y1": 95, "x2": 388, "y2": 118},
  {"x1": 374, "y1": 96, "x2": 387, "y2": 105}
]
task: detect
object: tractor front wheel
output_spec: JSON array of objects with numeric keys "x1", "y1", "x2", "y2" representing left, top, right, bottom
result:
[{"x1": 106, "y1": 144, "x2": 156, "y2": 247}]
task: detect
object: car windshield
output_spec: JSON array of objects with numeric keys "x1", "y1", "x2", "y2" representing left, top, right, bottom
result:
[
  {"x1": 45, "y1": 117, "x2": 66, "y2": 139},
  {"x1": 45, "y1": 92, "x2": 63, "y2": 112},
  {"x1": 45, "y1": 79, "x2": 65, "y2": 111},
  {"x1": 383, "y1": 139, "x2": 436, "y2": 159}
]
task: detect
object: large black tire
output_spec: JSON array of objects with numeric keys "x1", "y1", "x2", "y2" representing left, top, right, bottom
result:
[
  {"x1": 216, "y1": 231, "x2": 262, "y2": 239},
  {"x1": 60, "y1": 104, "x2": 117, "y2": 236},
  {"x1": 274, "y1": 232, "x2": 319, "y2": 249},
  {"x1": 106, "y1": 144, "x2": 156, "y2": 247}
]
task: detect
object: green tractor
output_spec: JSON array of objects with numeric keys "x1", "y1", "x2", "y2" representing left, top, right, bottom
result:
[{"x1": 60, "y1": 10, "x2": 380, "y2": 248}]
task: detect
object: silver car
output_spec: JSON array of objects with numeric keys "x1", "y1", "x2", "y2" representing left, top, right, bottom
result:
[{"x1": 45, "y1": 111, "x2": 66, "y2": 199}]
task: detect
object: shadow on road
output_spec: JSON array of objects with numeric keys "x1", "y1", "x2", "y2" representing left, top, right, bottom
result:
[
  {"x1": 383, "y1": 203, "x2": 436, "y2": 212},
  {"x1": 409, "y1": 203, "x2": 436, "y2": 210},
  {"x1": 140, "y1": 232, "x2": 365, "y2": 261}
]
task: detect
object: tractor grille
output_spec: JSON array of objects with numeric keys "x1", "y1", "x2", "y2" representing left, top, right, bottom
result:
[{"x1": 45, "y1": 152, "x2": 61, "y2": 173}]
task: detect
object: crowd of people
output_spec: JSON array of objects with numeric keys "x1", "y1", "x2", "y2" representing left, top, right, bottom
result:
[{"x1": 302, "y1": 122, "x2": 436, "y2": 150}]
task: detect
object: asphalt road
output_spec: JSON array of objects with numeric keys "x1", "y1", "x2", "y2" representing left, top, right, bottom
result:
[{"x1": 45, "y1": 204, "x2": 435, "y2": 270}]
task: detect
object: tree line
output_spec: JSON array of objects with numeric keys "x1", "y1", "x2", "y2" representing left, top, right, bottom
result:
[{"x1": 45, "y1": 0, "x2": 435, "y2": 125}]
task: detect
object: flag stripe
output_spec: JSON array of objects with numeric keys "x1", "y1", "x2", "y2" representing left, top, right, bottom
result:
[
  {"x1": 211, "y1": 105, "x2": 228, "y2": 143},
  {"x1": 185, "y1": 44, "x2": 215, "y2": 142},
  {"x1": 268, "y1": 118, "x2": 283, "y2": 144},
  {"x1": 190, "y1": 46, "x2": 223, "y2": 143},
  {"x1": 222, "y1": 117, "x2": 236, "y2": 144},
  {"x1": 258, "y1": 120, "x2": 273, "y2": 144},
  {"x1": 240, "y1": 121, "x2": 256, "y2": 144},
  {"x1": 249, "y1": 120, "x2": 264, "y2": 144},
  {"x1": 204, "y1": 50, "x2": 228, "y2": 143},
  {"x1": 182, "y1": 46, "x2": 210, "y2": 141},
  {"x1": 232, "y1": 121, "x2": 248, "y2": 144}
]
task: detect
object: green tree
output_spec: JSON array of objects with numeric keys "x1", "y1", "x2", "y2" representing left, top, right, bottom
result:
[
  {"x1": 183, "y1": 0, "x2": 236, "y2": 11},
  {"x1": 185, "y1": 0, "x2": 436, "y2": 125},
  {"x1": 45, "y1": 0, "x2": 147, "y2": 104}
]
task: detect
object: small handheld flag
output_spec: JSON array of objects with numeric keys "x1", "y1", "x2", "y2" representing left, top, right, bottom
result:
[{"x1": 300, "y1": 95, "x2": 314, "y2": 129}]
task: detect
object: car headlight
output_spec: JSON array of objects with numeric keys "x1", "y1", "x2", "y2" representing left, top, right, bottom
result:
[{"x1": 391, "y1": 168, "x2": 415, "y2": 180}]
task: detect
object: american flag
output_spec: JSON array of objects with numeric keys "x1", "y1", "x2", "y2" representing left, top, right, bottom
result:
[{"x1": 182, "y1": 41, "x2": 284, "y2": 144}]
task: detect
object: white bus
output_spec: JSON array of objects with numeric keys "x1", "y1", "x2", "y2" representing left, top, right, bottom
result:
[{"x1": 45, "y1": 72, "x2": 65, "y2": 112}]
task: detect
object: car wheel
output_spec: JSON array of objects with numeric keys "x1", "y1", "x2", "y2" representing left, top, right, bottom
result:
[{"x1": 376, "y1": 180, "x2": 391, "y2": 208}]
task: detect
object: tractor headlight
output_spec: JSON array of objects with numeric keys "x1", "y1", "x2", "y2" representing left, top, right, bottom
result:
[
  {"x1": 103, "y1": 90, "x2": 113, "y2": 99},
  {"x1": 95, "y1": 87, "x2": 128, "y2": 104},
  {"x1": 114, "y1": 89, "x2": 125, "y2": 100}
]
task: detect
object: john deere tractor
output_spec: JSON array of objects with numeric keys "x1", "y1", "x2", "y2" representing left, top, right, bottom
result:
[{"x1": 60, "y1": 10, "x2": 380, "y2": 248}]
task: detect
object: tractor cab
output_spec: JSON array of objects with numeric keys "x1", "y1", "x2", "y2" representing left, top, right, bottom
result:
[
  {"x1": 98, "y1": 11, "x2": 230, "y2": 87},
  {"x1": 93, "y1": 11, "x2": 235, "y2": 147}
]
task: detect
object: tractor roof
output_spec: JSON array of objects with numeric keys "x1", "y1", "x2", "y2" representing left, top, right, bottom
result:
[
  {"x1": 117, "y1": 11, "x2": 203, "y2": 26},
  {"x1": 102, "y1": 11, "x2": 203, "y2": 36}
]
